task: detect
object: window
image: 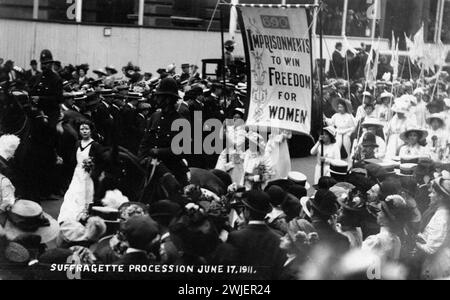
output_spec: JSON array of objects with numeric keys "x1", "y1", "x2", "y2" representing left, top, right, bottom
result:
[
  {"x1": 345, "y1": 0, "x2": 372, "y2": 37},
  {"x1": 0, "y1": 0, "x2": 33, "y2": 20},
  {"x1": 320, "y1": 0, "x2": 343, "y2": 36}
]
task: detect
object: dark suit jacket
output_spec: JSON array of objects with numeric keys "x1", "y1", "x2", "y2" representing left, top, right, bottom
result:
[
  {"x1": 330, "y1": 50, "x2": 344, "y2": 78},
  {"x1": 92, "y1": 102, "x2": 114, "y2": 144},
  {"x1": 311, "y1": 218, "x2": 350, "y2": 254},
  {"x1": 138, "y1": 109, "x2": 188, "y2": 180},
  {"x1": 227, "y1": 223, "x2": 287, "y2": 280}
]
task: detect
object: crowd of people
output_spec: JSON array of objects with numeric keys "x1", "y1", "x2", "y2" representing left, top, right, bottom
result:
[{"x1": 0, "y1": 43, "x2": 450, "y2": 280}]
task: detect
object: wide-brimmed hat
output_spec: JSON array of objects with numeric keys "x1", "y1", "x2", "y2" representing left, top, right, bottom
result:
[
  {"x1": 288, "y1": 172, "x2": 311, "y2": 190},
  {"x1": 120, "y1": 215, "x2": 159, "y2": 250},
  {"x1": 300, "y1": 196, "x2": 313, "y2": 218},
  {"x1": 241, "y1": 190, "x2": 272, "y2": 215},
  {"x1": 3, "y1": 200, "x2": 59, "y2": 244},
  {"x1": 391, "y1": 100, "x2": 410, "y2": 114},
  {"x1": 309, "y1": 189, "x2": 340, "y2": 217},
  {"x1": 149, "y1": 200, "x2": 182, "y2": 218},
  {"x1": 380, "y1": 195, "x2": 416, "y2": 224},
  {"x1": 313, "y1": 176, "x2": 338, "y2": 190},
  {"x1": 432, "y1": 171, "x2": 450, "y2": 199},
  {"x1": 323, "y1": 126, "x2": 337, "y2": 140},
  {"x1": 395, "y1": 163, "x2": 418, "y2": 177},
  {"x1": 362, "y1": 91, "x2": 373, "y2": 100},
  {"x1": 155, "y1": 77, "x2": 181, "y2": 99},
  {"x1": 39, "y1": 49, "x2": 56, "y2": 64},
  {"x1": 331, "y1": 98, "x2": 353, "y2": 114},
  {"x1": 361, "y1": 118, "x2": 383, "y2": 129},
  {"x1": 380, "y1": 91, "x2": 394, "y2": 99},
  {"x1": 426, "y1": 113, "x2": 446, "y2": 127},
  {"x1": 330, "y1": 182, "x2": 364, "y2": 211},
  {"x1": 400, "y1": 127, "x2": 428, "y2": 143},
  {"x1": 93, "y1": 69, "x2": 107, "y2": 77},
  {"x1": 105, "y1": 65, "x2": 118, "y2": 74}
]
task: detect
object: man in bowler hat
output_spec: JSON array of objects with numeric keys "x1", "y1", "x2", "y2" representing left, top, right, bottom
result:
[{"x1": 226, "y1": 190, "x2": 287, "y2": 280}]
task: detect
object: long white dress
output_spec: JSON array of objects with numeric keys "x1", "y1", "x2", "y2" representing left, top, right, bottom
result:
[
  {"x1": 265, "y1": 129, "x2": 292, "y2": 180},
  {"x1": 310, "y1": 141, "x2": 341, "y2": 184},
  {"x1": 58, "y1": 141, "x2": 95, "y2": 224},
  {"x1": 385, "y1": 115, "x2": 412, "y2": 159}
]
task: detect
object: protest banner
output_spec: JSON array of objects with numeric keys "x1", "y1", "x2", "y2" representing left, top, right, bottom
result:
[{"x1": 237, "y1": 6, "x2": 313, "y2": 134}]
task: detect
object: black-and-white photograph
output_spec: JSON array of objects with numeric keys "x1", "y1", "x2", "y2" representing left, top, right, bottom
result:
[{"x1": 0, "y1": 0, "x2": 450, "y2": 283}]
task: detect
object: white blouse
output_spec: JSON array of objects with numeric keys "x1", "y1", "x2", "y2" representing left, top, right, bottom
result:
[
  {"x1": 327, "y1": 113, "x2": 356, "y2": 135},
  {"x1": 362, "y1": 227, "x2": 402, "y2": 261},
  {"x1": 398, "y1": 144, "x2": 429, "y2": 158},
  {"x1": 418, "y1": 207, "x2": 450, "y2": 255}
]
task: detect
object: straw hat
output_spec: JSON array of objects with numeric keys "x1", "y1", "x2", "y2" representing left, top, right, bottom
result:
[
  {"x1": 426, "y1": 113, "x2": 446, "y2": 127},
  {"x1": 394, "y1": 163, "x2": 418, "y2": 177},
  {"x1": 400, "y1": 126, "x2": 428, "y2": 143},
  {"x1": 3, "y1": 200, "x2": 59, "y2": 244},
  {"x1": 361, "y1": 118, "x2": 383, "y2": 129},
  {"x1": 331, "y1": 98, "x2": 353, "y2": 114}
]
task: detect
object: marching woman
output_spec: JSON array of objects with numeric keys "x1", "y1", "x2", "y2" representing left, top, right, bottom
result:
[
  {"x1": 216, "y1": 108, "x2": 247, "y2": 185},
  {"x1": 58, "y1": 120, "x2": 103, "y2": 224},
  {"x1": 415, "y1": 172, "x2": 450, "y2": 279},
  {"x1": 325, "y1": 98, "x2": 356, "y2": 160},
  {"x1": 265, "y1": 127, "x2": 292, "y2": 180},
  {"x1": 241, "y1": 131, "x2": 274, "y2": 190},
  {"x1": 398, "y1": 127, "x2": 429, "y2": 159},
  {"x1": 385, "y1": 99, "x2": 415, "y2": 159},
  {"x1": 375, "y1": 91, "x2": 394, "y2": 128},
  {"x1": 425, "y1": 113, "x2": 448, "y2": 161},
  {"x1": 310, "y1": 126, "x2": 341, "y2": 184}
]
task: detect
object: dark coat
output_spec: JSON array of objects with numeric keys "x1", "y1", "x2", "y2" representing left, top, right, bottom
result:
[
  {"x1": 138, "y1": 109, "x2": 189, "y2": 183},
  {"x1": 92, "y1": 101, "x2": 114, "y2": 145},
  {"x1": 311, "y1": 218, "x2": 350, "y2": 254},
  {"x1": 329, "y1": 50, "x2": 344, "y2": 78},
  {"x1": 30, "y1": 69, "x2": 63, "y2": 126},
  {"x1": 227, "y1": 223, "x2": 287, "y2": 280},
  {"x1": 120, "y1": 104, "x2": 139, "y2": 153}
]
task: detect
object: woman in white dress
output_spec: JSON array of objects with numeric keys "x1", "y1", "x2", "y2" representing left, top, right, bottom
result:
[
  {"x1": 241, "y1": 131, "x2": 274, "y2": 190},
  {"x1": 362, "y1": 195, "x2": 412, "y2": 262},
  {"x1": 216, "y1": 109, "x2": 246, "y2": 185},
  {"x1": 426, "y1": 113, "x2": 448, "y2": 161},
  {"x1": 385, "y1": 101, "x2": 414, "y2": 159},
  {"x1": 265, "y1": 127, "x2": 292, "y2": 180},
  {"x1": 310, "y1": 126, "x2": 341, "y2": 184},
  {"x1": 415, "y1": 173, "x2": 450, "y2": 279},
  {"x1": 375, "y1": 91, "x2": 394, "y2": 128},
  {"x1": 58, "y1": 120, "x2": 102, "y2": 224},
  {"x1": 325, "y1": 98, "x2": 355, "y2": 160},
  {"x1": 398, "y1": 127, "x2": 429, "y2": 159}
]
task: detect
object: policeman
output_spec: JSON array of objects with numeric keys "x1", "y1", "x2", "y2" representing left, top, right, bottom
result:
[
  {"x1": 138, "y1": 77, "x2": 189, "y2": 202},
  {"x1": 30, "y1": 49, "x2": 63, "y2": 129}
]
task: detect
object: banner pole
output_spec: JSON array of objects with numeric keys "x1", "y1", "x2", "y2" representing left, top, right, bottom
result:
[
  {"x1": 319, "y1": 2, "x2": 325, "y2": 178},
  {"x1": 220, "y1": 4, "x2": 229, "y2": 165}
]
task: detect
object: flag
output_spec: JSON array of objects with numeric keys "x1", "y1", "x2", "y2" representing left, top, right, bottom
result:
[
  {"x1": 409, "y1": 24, "x2": 425, "y2": 64},
  {"x1": 342, "y1": 36, "x2": 358, "y2": 56},
  {"x1": 365, "y1": 38, "x2": 381, "y2": 85},
  {"x1": 390, "y1": 31, "x2": 399, "y2": 80},
  {"x1": 229, "y1": 0, "x2": 239, "y2": 40}
]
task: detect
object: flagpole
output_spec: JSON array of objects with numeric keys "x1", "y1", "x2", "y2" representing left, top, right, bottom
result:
[{"x1": 318, "y1": 2, "x2": 325, "y2": 177}]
